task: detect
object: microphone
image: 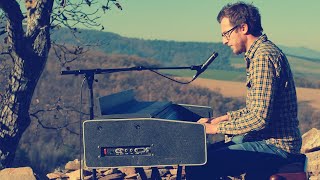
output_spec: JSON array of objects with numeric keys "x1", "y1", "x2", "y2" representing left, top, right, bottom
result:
[{"x1": 193, "y1": 52, "x2": 219, "y2": 79}]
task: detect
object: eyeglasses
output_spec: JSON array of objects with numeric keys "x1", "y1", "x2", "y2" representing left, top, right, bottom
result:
[{"x1": 221, "y1": 25, "x2": 239, "y2": 40}]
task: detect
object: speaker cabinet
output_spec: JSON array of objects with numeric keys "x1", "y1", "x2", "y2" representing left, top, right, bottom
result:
[{"x1": 83, "y1": 118, "x2": 206, "y2": 168}]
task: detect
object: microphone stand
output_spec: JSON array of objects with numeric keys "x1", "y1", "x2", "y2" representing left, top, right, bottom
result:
[
  {"x1": 61, "y1": 64, "x2": 203, "y2": 180},
  {"x1": 61, "y1": 65, "x2": 202, "y2": 76}
]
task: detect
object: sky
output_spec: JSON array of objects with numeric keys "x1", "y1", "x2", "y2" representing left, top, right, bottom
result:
[{"x1": 97, "y1": 0, "x2": 320, "y2": 52}]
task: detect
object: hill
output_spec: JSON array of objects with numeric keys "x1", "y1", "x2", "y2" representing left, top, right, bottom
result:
[
  {"x1": 51, "y1": 28, "x2": 232, "y2": 69},
  {"x1": 279, "y1": 45, "x2": 320, "y2": 61},
  {"x1": 50, "y1": 28, "x2": 320, "y2": 88}
]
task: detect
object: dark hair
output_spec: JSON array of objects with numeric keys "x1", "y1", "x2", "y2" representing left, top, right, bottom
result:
[{"x1": 217, "y1": 2, "x2": 263, "y2": 36}]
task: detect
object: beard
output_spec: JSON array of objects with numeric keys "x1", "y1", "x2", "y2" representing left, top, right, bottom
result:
[
  {"x1": 231, "y1": 47, "x2": 242, "y2": 55},
  {"x1": 230, "y1": 44, "x2": 245, "y2": 55}
]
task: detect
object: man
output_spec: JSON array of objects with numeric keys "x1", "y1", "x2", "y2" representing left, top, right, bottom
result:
[{"x1": 186, "y1": 2, "x2": 302, "y2": 179}]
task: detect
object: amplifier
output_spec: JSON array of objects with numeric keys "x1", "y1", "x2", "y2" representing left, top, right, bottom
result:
[{"x1": 83, "y1": 118, "x2": 207, "y2": 168}]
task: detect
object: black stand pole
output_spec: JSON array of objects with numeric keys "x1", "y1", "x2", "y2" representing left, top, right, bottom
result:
[
  {"x1": 85, "y1": 72, "x2": 95, "y2": 120},
  {"x1": 85, "y1": 73, "x2": 97, "y2": 180},
  {"x1": 177, "y1": 165, "x2": 183, "y2": 180},
  {"x1": 61, "y1": 64, "x2": 202, "y2": 180}
]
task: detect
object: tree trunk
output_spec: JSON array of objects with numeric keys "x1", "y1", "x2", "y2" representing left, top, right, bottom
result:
[
  {"x1": 0, "y1": 55, "x2": 46, "y2": 169},
  {"x1": 0, "y1": 0, "x2": 53, "y2": 169}
]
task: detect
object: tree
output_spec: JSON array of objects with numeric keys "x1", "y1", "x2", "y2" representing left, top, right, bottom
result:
[{"x1": 0, "y1": 0, "x2": 122, "y2": 169}]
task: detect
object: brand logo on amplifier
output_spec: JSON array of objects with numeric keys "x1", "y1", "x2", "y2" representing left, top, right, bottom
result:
[{"x1": 100, "y1": 146, "x2": 152, "y2": 157}]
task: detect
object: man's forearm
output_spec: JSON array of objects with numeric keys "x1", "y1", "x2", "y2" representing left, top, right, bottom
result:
[{"x1": 211, "y1": 114, "x2": 229, "y2": 124}]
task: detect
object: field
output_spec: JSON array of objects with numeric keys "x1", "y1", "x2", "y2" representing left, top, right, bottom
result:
[
  {"x1": 163, "y1": 54, "x2": 320, "y2": 110},
  {"x1": 230, "y1": 55, "x2": 320, "y2": 79},
  {"x1": 185, "y1": 78, "x2": 320, "y2": 111}
]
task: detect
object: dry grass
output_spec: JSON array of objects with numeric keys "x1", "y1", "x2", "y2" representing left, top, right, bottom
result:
[{"x1": 185, "y1": 78, "x2": 320, "y2": 111}]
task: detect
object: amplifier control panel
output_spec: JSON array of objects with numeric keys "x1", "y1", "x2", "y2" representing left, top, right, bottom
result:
[{"x1": 100, "y1": 146, "x2": 152, "y2": 157}]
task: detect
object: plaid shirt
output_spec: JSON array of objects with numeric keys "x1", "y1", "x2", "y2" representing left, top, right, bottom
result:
[{"x1": 217, "y1": 34, "x2": 302, "y2": 154}]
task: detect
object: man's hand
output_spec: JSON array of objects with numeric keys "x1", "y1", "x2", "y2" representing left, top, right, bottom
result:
[
  {"x1": 197, "y1": 115, "x2": 229, "y2": 134},
  {"x1": 197, "y1": 118, "x2": 219, "y2": 134},
  {"x1": 197, "y1": 117, "x2": 211, "y2": 124},
  {"x1": 202, "y1": 123, "x2": 219, "y2": 134}
]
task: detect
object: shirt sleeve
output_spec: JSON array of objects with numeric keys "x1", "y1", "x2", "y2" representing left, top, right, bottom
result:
[
  {"x1": 218, "y1": 55, "x2": 277, "y2": 135},
  {"x1": 227, "y1": 107, "x2": 248, "y2": 120}
]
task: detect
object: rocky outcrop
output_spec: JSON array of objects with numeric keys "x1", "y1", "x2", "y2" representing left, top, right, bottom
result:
[
  {"x1": 0, "y1": 167, "x2": 37, "y2": 180},
  {"x1": 44, "y1": 128, "x2": 319, "y2": 180},
  {"x1": 46, "y1": 159, "x2": 183, "y2": 179},
  {"x1": 301, "y1": 128, "x2": 320, "y2": 180},
  {"x1": 1, "y1": 129, "x2": 319, "y2": 180}
]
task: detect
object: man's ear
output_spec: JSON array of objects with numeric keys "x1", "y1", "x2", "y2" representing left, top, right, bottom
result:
[{"x1": 240, "y1": 23, "x2": 249, "y2": 35}]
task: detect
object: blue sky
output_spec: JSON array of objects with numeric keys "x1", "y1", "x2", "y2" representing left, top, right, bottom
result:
[{"x1": 98, "y1": 0, "x2": 320, "y2": 52}]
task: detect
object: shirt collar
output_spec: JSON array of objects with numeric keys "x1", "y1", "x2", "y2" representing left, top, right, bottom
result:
[{"x1": 244, "y1": 34, "x2": 268, "y2": 64}]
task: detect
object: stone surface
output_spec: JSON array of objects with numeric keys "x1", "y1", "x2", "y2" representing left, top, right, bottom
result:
[
  {"x1": 103, "y1": 168, "x2": 121, "y2": 176},
  {"x1": 306, "y1": 150, "x2": 320, "y2": 176},
  {"x1": 302, "y1": 128, "x2": 320, "y2": 179},
  {"x1": 65, "y1": 159, "x2": 81, "y2": 171},
  {"x1": 118, "y1": 167, "x2": 136, "y2": 176},
  {"x1": 47, "y1": 172, "x2": 68, "y2": 179},
  {"x1": 124, "y1": 173, "x2": 138, "y2": 179},
  {"x1": 302, "y1": 128, "x2": 320, "y2": 153},
  {"x1": 99, "y1": 173, "x2": 125, "y2": 180},
  {"x1": 0, "y1": 167, "x2": 36, "y2": 180},
  {"x1": 66, "y1": 169, "x2": 81, "y2": 180},
  {"x1": 309, "y1": 176, "x2": 320, "y2": 180},
  {"x1": 42, "y1": 128, "x2": 320, "y2": 180}
]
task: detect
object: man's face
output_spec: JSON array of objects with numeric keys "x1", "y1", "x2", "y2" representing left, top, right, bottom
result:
[{"x1": 220, "y1": 17, "x2": 245, "y2": 55}]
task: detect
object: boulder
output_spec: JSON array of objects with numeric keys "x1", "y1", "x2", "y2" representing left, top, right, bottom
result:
[
  {"x1": 65, "y1": 159, "x2": 81, "y2": 171},
  {"x1": 47, "y1": 172, "x2": 68, "y2": 179},
  {"x1": 302, "y1": 128, "x2": 320, "y2": 179},
  {"x1": 0, "y1": 167, "x2": 36, "y2": 180},
  {"x1": 301, "y1": 128, "x2": 320, "y2": 153},
  {"x1": 305, "y1": 150, "x2": 320, "y2": 176}
]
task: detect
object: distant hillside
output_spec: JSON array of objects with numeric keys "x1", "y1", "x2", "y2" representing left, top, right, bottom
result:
[
  {"x1": 279, "y1": 45, "x2": 320, "y2": 61},
  {"x1": 49, "y1": 28, "x2": 320, "y2": 88},
  {"x1": 51, "y1": 28, "x2": 232, "y2": 70},
  {"x1": 229, "y1": 54, "x2": 320, "y2": 79},
  {"x1": 51, "y1": 28, "x2": 320, "y2": 64}
]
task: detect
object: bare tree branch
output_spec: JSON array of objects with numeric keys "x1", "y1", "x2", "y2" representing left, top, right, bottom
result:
[{"x1": 30, "y1": 96, "x2": 89, "y2": 136}]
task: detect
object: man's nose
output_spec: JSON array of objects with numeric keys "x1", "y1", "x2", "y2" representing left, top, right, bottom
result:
[{"x1": 222, "y1": 37, "x2": 228, "y2": 45}]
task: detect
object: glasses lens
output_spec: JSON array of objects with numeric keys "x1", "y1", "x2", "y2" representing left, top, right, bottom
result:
[{"x1": 222, "y1": 25, "x2": 238, "y2": 39}]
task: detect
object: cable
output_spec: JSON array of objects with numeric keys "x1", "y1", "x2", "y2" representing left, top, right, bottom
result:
[{"x1": 148, "y1": 69, "x2": 196, "y2": 84}]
